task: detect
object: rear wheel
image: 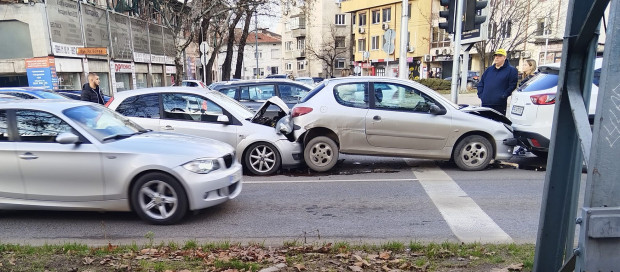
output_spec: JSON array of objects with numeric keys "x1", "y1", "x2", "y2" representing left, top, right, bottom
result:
[
  {"x1": 244, "y1": 142, "x2": 281, "y2": 176},
  {"x1": 453, "y1": 135, "x2": 494, "y2": 171},
  {"x1": 131, "y1": 172, "x2": 188, "y2": 225},
  {"x1": 304, "y1": 136, "x2": 339, "y2": 172}
]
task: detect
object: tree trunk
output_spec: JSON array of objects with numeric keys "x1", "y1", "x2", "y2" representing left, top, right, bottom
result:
[
  {"x1": 221, "y1": 10, "x2": 244, "y2": 81},
  {"x1": 234, "y1": 8, "x2": 254, "y2": 79}
]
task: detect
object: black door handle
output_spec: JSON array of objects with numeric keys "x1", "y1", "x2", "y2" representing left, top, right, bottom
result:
[{"x1": 373, "y1": 115, "x2": 381, "y2": 121}]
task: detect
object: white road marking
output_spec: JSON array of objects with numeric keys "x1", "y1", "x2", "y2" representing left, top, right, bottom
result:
[
  {"x1": 243, "y1": 178, "x2": 418, "y2": 184},
  {"x1": 413, "y1": 167, "x2": 514, "y2": 244}
]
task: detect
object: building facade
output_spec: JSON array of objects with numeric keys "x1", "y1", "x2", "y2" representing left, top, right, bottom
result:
[
  {"x1": 341, "y1": 0, "x2": 432, "y2": 79},
  {"x1": 0, "y1": 0, "x2": 198, "y2": 95},
  {"x1": 216, "y1": 29, "x2": 283, "y2": 80}
]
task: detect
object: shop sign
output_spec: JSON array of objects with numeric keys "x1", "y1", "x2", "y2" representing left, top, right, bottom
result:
[
  {"x1": 134, "y1": 52, "x2": 150, "y2": 63},
  {"x1": 114, "y1": 62, "x2": 133, "y2": 73},
  {"x1": 25, "y1": 57, "x2": 59, "y2": 90},
  {"x1": 361, "y1": 63, "x2": 372, "y2": 69},
  {"x1": 77, "y1": 47, "x2": 107, "y2": 55},
  {"x1": 165, "y1": 65, "x2": 176, "y2": 74},
  {"x1": 151, "y1": 54, "x2": 166, "y2": 64},
  {"x1": 434, "y1": 55, "x2": 453, "y2": 62}
]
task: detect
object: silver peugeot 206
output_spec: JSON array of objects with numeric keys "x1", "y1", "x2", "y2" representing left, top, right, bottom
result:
[{"x1": 0, "y1": 100, "x2": 242, "y2": 225}]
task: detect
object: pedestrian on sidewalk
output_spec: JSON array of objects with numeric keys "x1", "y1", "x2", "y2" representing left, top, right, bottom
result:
[
  {"x1": 81, "y1": 73, "x2": 105, "y2": 105},
  {"x1": 476, "y1": 49, "x2": 518, "y2": 115},
  {"x1": 519, "y1": 59, "x2": 537, "y2": 88}
]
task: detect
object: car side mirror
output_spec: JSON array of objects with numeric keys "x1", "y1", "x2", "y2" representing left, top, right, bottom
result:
[
  {"x1": 217, "y1": 115, "x2": 230, "y2": 124},
  {"x1": 56, "y1": 132, "x2": 80, "y2": 144},
  {"x1": 430, "y1": 104, "x2": 447, "y2": 115}
]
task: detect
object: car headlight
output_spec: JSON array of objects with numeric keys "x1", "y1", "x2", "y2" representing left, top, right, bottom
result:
[{"x1": 183, "y1": 158, "x2": 221, "y2": 174}]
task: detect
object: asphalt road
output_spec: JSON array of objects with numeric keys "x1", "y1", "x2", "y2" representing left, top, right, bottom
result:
[{"x1": 0, "y1": 154, "x2": 575, "y2": 246}]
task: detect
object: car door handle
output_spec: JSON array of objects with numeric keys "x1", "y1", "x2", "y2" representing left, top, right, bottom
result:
[
  {"x1": 19, "y1": 152, "x2": 38, "y2": 160},
  {"x1": 163, "y1": 125, "x2": 174, "y2": 130},
  {"x1": 373, "y1": 115, "x2": 381, "y2": 121}
]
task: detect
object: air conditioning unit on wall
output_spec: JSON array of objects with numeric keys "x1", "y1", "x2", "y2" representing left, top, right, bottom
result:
[
  {"x1": 382, "y1": 22, "x2": 390, "y2": 30},
  {"x1": 424, "y1": 54, "x2": 431, "y2": 62},
  {"x1": 358, "y1": 26, "x2": 365, "y2": 33}
]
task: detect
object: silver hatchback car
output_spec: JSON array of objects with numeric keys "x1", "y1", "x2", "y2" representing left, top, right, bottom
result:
[
  {"x1": 291, "y1": 77, "x2": 517, "y2": 171},
  {"x1": 0, "y1": 100, "x2": 242, "y2": 224}
]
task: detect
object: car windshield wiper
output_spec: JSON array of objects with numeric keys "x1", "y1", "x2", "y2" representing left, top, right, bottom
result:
[{"x1": 102, "y1": 132, "x2": 139, "y2": 141}]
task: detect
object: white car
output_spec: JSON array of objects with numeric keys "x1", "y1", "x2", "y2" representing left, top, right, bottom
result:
[
  {"x1": 106, "y1": 87, "x2": 302, "y2": 175},
  {"x1": 508, "y1": 58, "x2": 602, "y2": 157},
  {"x1": 181, "y1": 80, "x2": 207, "y2": 88}
]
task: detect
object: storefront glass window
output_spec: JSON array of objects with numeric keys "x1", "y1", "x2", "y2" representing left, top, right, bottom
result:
[
  {"x1": 98, "y1": 73, "x2": 111, "y2": 96},
  {"x1": 136, "y1": 73, "x2": 148, "y2": 89},
  {"x1": 57, "y1": 73, "x2": 81, "y2": 90},
  {"x1": 152, "y1": 74, "x2": 163, "y2": 87},
  {"x1": 115, "y1": 73, "x2": 132, "y2": 92}
]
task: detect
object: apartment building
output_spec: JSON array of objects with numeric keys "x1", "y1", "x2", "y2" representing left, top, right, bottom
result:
[
  {"x1": 216, "y1": 29, "x2": 283, "y2": 80},
  {"x1": 280, "y1": 0, "x2": 353, "y2": 79},
  {"x1": 341, "y1": 0, "x2": 432, "y2": 79}
]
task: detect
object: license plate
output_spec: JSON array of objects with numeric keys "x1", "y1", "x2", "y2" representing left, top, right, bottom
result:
[{"x1": 511, "y1": 105, "x2": 524, "y2": 116}]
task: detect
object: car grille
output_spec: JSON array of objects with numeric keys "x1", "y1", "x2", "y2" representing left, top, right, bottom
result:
[{"x1": 223, "y1": 154, "x2": 233, "y2": 168}]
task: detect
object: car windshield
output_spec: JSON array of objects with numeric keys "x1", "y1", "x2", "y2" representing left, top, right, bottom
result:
[
  {"x1": 208, "y1": 91, "x2": 255, "y2": 119},
  {"x1": 63, "y1": 105, "x2": 146, "y2": 142}
]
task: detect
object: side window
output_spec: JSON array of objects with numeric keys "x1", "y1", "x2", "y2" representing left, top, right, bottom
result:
[
  {"x1": 333, "y1": 83, "x2": 368, "y2": 108},
  {"x1": 115, "y1": 94, "x2": 160, "y2": 118},
  {"x1": 373, "y1": 83, "x2": 438, "y2": 113},
  {"x1": 218, "y1": 88, "x2": 237, "y2": 99},
  {"x1": 15, "y1": 110, "x2": 73, "y2": 142},
  {"x1": 240, "y1": 85, "x2": 275, "y2": 101},
  {"x1": 0, "y1": 110, "x2": 8, "y2": 141},
  {"x1": 279, "y1": 84, "x2": 310, "y2": 103},
  {"x1": 162, "y1": 93, "x2": 223, "y2": 122},
  {"x1": 7, "y1": 92, "x2": 35, "y2": 99}
]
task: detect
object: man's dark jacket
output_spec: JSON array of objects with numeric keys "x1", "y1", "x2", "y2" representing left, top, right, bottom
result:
[
  {"x1": 476, "y1": 61, "x2": 518, "y2": 106},
  {"x1": 81, "y1": 83, "x2": 104, "y2": 105}
]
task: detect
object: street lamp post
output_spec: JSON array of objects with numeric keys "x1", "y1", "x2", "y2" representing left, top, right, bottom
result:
[{"x1": 255, "y1": 10, "x2": 259, "y2": 79}]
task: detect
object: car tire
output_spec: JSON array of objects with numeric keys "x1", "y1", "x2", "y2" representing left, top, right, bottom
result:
[
  {"x1": 131, "y1": 172, "x2": 188, "y2": 225},
  {"x1": 244, "y1": 142, "x2": 281, "y2": 176},
  {"x1": 453, "y1": 135, "x2": 494, "y2": 171},
  {"x1": 304, "y1": 136, "x2": 339, "y2": 172}
]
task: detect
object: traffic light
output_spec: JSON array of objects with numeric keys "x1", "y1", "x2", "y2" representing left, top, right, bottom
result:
[
  {"x1": 438, "y1": 0, "x2": 456, "y2": 34},
  {"x1": 464, "y1": 0, "x2": 488, "y2": 32}
]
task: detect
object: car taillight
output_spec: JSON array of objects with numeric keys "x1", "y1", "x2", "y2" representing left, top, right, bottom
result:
[
  {"x1": 530, "y1": 138, "x2": 541, "y2": 147},
  {"x1": 530, "y1": 93, "x2": 556, "y2": 105},
  {"x1": 292, "y1": 107, "x2": 313, "y2": 117},
  {"x1": 104, "y1": 97, "x2": 114, "y2": 107}
]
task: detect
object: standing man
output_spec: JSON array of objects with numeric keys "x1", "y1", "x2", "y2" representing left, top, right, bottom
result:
[
  {"x1": 81, "y1": 73, "x2": 104, "y2": 105},
  {"x1": 477, "y1": 49, "x2": 518, "y2": 115}
]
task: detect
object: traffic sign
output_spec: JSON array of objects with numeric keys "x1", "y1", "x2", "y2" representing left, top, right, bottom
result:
[{"x1": 200, "y1": 42, "x2": 210, "y2": 54}]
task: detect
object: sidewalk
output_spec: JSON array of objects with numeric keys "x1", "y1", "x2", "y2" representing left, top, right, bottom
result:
[{"x1": 440, "y1": 92, "x2": 481, "y2": 106}]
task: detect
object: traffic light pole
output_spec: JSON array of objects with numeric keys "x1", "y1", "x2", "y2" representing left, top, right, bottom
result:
[{"x1": 450, "y1": 0, "x2": 464, "y2": 103}]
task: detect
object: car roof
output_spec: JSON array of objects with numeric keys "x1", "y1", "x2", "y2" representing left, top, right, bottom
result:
[
  {"x1": 110, "y1": 86, "x2": 215, "y2": 99},
  {"x1": 540, "y1": 57, "x2": 603, "y2": 70},
  {"x1": 213, "y1": 79, "x2": 303, "y2": 87},
  {"x1": 0, "y1": 87, "x2": 52, "y2": 92},
  {"x1": 0, "y1": 99, "x2": 91, "y2": 110}
]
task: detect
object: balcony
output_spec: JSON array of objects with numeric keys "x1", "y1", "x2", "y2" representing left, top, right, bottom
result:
[
  {"x1": 291, "y1": 27, "x2": 306, "y2": 38},
  {"x1": 292, "y1": 50, "x2": 305, "y2": 59}
]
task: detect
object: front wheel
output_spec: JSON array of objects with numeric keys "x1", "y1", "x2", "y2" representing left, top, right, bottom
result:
[
  {"x1": 304, "y1": 136, "x2": 339, "y2": 172},
  {"x1": 453, "y1": 135, "x2": 494, "y2": 171},
  {"x1": 131, "y1": 172, "x2": 188, "y2": 225},
  {"x1": 244, "y1": 142, "x2": 281, "y2": 176}
]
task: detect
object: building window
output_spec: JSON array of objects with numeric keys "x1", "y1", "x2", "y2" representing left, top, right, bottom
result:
[
  {"x1": 271, "y1": 48, "x2": 281, "y2": 59},
  {"x1": 285, "y1": 63, "x2": 293, "y2": 71},
  {"x1": 357, "y1": 39, "x2": 366, "y2": 52},
  {"x1": 382, "y1": 8, "x2": 391, "y2": 22},
  {"x1": 371, "y1": 36, "x2": 379, "y2": 50},
  {"x1": 352, "y1": 14, "x2": 356, "y2": 26},
  {"x1": 501, "y1": 21, "x2": 512, "y2": 38},
  {"x1": 57, "y1": 73, "x2": 81, "y2": 90},
  {"x1": 407, "y1": 4, "x2": 411, "y2": 17},
  {"x1": 290, "y1": 16, "x2": 305, "y2": 30},
  {"x1": 488, "y1": 22, "x2": 498, "y2": 39},
  {"x1": 376, "y1": 68, "x2": 385, "y2": 76},
  {"x1": 372, "y1": 10, "x2": 380, "y2": 24},
  {"x1": 297, "y1": 37, "x2": 305, "y2": 50},
  {"x1": 431, "y1": 27, "x2": 451, "y2": 48},
  {"x1": 297, "y1": 60, "x2": 306, "y2": 70},
  {"x1": 335, "y1": 36, "x2": 345, "y2": 48},
  {"x1": 358, "y1": 12, "x2": 366, "y2": 26},
  {"x1": 536, "y1": 18, "x2": 552, "y2": 36},
  {"x1": 335, "y1": 14, "x2": 346, "y2": 25},
  {"x1": 255, "y1": 51, "x2": 263, "y2": 59},
  {"x1": 285, "y1": 41, "x2": 293, "y2": 51},
  {"x1": 335, "y1": 58, "x2": 346, "y2": 69}
]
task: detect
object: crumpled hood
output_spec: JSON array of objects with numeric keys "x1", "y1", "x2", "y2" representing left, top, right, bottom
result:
[
  {"x1": 459, "y1": 105, "x2": 512, "y2": 125},
  {"x1": 105, "y1": 131, "x2": 235, "y2": 159}
]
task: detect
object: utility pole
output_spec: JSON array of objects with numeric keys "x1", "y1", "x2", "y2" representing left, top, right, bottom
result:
[
  {"x1": 255, "y1": 10, "x2": 259, "y2": 79},
  {"x1": 398, "y1": 0, "x2": 409, "y2": 80},
  {"x1": 449, "y1": 0, "x2": 464, "y2": 103}
]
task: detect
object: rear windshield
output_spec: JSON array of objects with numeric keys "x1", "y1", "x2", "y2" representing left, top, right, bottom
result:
[
  {"x1": 299, "y1": 83, "x2": 326, "y2": 103},
  {"x1": 520, "y1": 73, "x2": 558, "y2": 92}
]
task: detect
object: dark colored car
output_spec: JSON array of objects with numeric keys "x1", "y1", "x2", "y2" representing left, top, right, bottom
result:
[
  {"x1": 0, "y1": 87, "x2": 69, "y2": 100},
  {"x1": 444, "y1": 71, "x2": 480, "y2": 87},
  {"x1": 312, "y1": 77, "x2": 325, "y2": 84},
  {"x1": 56, "y1": 90, "x2": 111, "y2": 103},
  {"x1": 210, "y1": 79, "x2": 312, "y2": 116},
  {"x1": 265, "y1": 74, "x2": 291, "y2": 79}
]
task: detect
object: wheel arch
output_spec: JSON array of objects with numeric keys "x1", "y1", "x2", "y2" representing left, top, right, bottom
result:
[
  {"x1": 301, "y1": 127, "x2": 340, "y2": 148},
  {"x1": 241, "y1": 141, "x2": 283, "y2": 170},
  {"x1": 451, "y1": 131, "x2": 497, "y2": 159}
]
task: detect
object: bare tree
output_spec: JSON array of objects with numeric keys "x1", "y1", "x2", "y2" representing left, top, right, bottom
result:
[
  {"x1": 305, "y1": 24, "x2": 349, "y2": 78},
  {"x1": 474, "y1": 0, "x2": 562, "y2": 70}
]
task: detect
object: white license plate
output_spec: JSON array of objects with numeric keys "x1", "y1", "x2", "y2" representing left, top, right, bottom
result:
[{"x1": 511, "y1": 105, "x2": 524, "y2": 116}]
